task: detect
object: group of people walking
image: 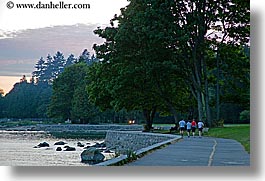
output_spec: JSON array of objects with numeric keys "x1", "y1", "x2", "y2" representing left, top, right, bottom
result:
[{"x1": 178, "y1": 119, "x2": 204, "y2": 138}]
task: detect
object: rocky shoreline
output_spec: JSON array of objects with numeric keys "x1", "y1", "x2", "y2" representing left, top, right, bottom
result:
[
  {"x1": 33, "y1": 140, "x2": 113, "y2": 164},
  {"x1": 0, "y1": 130, "x2": 115, "y2": 165},
  {"x1": 0, "y1": 124, "x2": 182, "y2": 166}
]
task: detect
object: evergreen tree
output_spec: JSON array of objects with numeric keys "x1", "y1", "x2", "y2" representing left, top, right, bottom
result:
[
  {"x1": 3, "y1": 81, "x2": 51, "y2": 118},
  {"x1": 52, "y1": 51, "x2": 66, "y2": 78},
  {"x1": 90, "y1": 54, "x2": 98, "y2": 64},
  {"x1": 65, "y1": 54, "x2": 76, "y2": 67},
  {"x1": 20, "y1": 75, "x2": 27, "y2": 83},
  {"x1": 40, "y1": 52, "x2": 66, "y2": 84},
  {"x1": 32, "y1": 57, "x2": 46, "y2": 82},
  {"x1": 78, "y1": 49, "x2": 92, "y2": 65},
  {"x1": 42, "y1": 54, "x2": 53, "y2": 84}
]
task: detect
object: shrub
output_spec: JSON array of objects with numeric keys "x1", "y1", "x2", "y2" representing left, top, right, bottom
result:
[{"x1": 240, "y1": 110, "x2": 250, "y2": 121}]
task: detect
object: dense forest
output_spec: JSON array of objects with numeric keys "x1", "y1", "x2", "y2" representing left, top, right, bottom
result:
[
  {"x1": 0, "y1": 49, "x2": 146, "y2": 124},
  {"x1": 0, "y1": 0, "x2": 250, "y2": 129}
]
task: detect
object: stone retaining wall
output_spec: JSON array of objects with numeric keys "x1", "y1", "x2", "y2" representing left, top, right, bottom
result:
[{"x1": 105, "y1": 131, "x2": 180, "y2": 154}]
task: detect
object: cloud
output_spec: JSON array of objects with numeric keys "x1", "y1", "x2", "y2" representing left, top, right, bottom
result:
[
  {"x1": 0, "y1": 59, "x2": 33, "y2": 77},
  {"x1": 0, "y1": 29, "x2": 18, "y2": 40},
  {"x1": 0, "y1": 24, "x2": 104, "y2": 76}
]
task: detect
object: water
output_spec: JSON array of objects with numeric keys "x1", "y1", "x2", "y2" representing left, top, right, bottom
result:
[{"x1": 0, "y1": 131, "x2": 111, "y2": 166}]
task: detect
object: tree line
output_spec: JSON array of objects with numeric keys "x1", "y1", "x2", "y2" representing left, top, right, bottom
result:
[
  {"x1": 0, "y1": 50, "x2": 146, "y2": 124},
  {"x1": 0, "y1": 0, "x2": 250, "y2": 130}
]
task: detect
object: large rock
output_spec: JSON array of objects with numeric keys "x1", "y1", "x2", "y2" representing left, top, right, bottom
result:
[
  {"x1": 81, "y1": 147, "x2": 105, "y2": 163},
  {"x1": 56, "y1": 147, "x2": 62, "y2": 151},
  {"x1": 36, "y1": 142, "x2": 49, "y2": 147},
  {"x1": 64, "y1": 146, "x2": 76, "y2": 151},
  {"x1": 91, "y1": 142, "x2": 106, "y2": 148},
  {"x1": 77, "y1": 142, "x2": 85, "y2": 147},
  {"x1": 54, "y1": 141, "x2": 67, "y2": 145}
]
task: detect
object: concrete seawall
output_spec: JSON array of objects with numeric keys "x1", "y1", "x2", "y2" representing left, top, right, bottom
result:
[
  {"x1": 105, "y1": 131, "x2": 180, "y2": 154},
  {"x1": 96, "y1": 131, "x2": 181, "y2": 166}
]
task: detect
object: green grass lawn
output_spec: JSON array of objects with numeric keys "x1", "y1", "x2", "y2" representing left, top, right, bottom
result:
[{"x1": 205, "y1": 124, "x2": 250, "y2": 153}]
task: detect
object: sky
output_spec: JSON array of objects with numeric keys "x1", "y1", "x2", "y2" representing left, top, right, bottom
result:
[{"x1": 0, "y1": 0, "x2": 129, "y2": 94}]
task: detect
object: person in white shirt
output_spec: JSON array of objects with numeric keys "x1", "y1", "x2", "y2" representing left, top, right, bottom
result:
[
  {"x1": 186, "y1": 121, "x2": 192, "y2": 138},
  {"x1": 179, "y1": 119, "x2": 186, "y2": 138},
  {"x1": 197, "y1": 120, "x2": 204, "y2": 138}
]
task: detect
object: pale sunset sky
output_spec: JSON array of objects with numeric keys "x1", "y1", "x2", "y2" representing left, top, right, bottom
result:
[{"x1": 0, "y1": 0, "x2": 129, "y2": 94}]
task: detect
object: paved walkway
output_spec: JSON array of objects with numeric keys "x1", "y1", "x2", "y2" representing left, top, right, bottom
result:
[{"x1": 126, "y1": 136, "x2": 250, "y2": 166}]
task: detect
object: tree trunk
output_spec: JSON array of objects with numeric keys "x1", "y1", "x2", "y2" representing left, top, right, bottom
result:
[
  {"x1": 204, "y1": 88, "x2": 212, "y2": 127},
  {"x1": 143, "y1": 106, "x2": 157, "y2": 131},
  {"x1": 197, "y1": 91, "x2": 203, "y2": 122},
  {"x1": 167, "y1": 102, "x2": 178, "y2": 123},
  {"x1": 150, "y1": 106, "x2": 156, "y2": 124},
  {"x1": 216, "y1": 51, "x2": 221, "y2": 122},
  {"x1": 202, "y1": 56, "x2": 212, "y2": 127}
]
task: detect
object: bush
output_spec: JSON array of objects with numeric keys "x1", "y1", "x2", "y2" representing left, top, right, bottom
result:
[
  {"x1": 240, "y1": 110, "x2": 250, "y2": 121},
  {"x1": 212, "y1": 119, "x2": 224, "y2": 128}
]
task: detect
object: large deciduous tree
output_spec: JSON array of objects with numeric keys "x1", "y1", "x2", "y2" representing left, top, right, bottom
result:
[
  {"x1": 91, "y1": 0, "x2": 194, "y2": 130},
  {"x1": 168, "y1": 0, "x2": 250, "y2": 126},
  {"x1": 91, "y1": 0, "x2": 249, "y2": 128}
]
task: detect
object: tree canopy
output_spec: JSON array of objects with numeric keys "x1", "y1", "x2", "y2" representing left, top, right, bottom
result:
[
  {"x1": 90, "y1": 0, "x2": 250, "y2": 129},
  {"x1": 48, "y1": 62, "x2": 92, "y2": 123},
  {"x1": 3, "y1": 81, "x2": 52, "y2": 118}
]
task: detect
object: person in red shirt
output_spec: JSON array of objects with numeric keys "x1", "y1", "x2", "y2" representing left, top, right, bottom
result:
[{"x1": 191, "y1": 119, "x2": 197, "y2": 137}]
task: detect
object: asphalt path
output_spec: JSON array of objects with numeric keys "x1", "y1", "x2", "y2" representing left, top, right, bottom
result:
[{"x1": 126, "y1": 136, "x2": 250, "y2": 166}]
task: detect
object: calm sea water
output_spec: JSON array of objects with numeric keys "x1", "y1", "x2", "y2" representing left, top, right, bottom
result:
[{"x1": 0, "y1": 131, "x2": 110, "y2": 166}]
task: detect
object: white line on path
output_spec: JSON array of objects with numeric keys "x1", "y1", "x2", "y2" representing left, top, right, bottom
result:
[{"x1": 208, "y1": 139, "x2": 217, "y2": 166}]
